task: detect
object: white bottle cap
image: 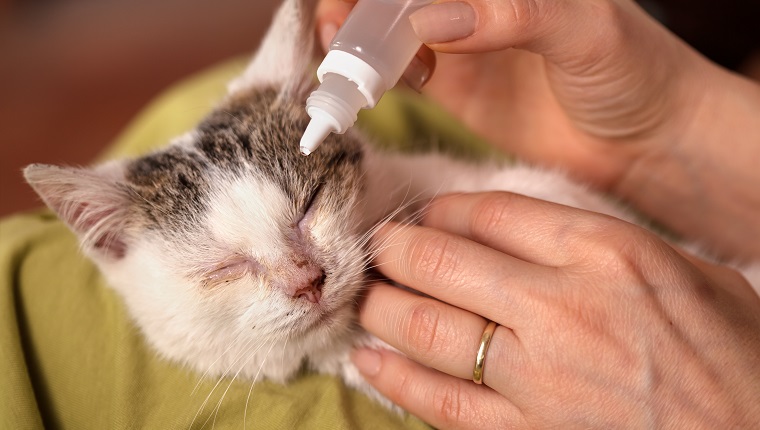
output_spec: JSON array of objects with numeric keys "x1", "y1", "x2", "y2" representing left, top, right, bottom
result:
[
  {"x1": 317, "y1": 50, "x2": 386, "y2": 108},
  {"x1": 300, "y1": 51, "x2": 387, "y2": 155},
  {"x1": 300, "y1": 110, "x2": 338, "y2": 155}
]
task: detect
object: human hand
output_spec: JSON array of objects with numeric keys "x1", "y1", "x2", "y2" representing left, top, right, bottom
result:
[
  {"x1": 316, "y1": 0, "x2": 760, "y2": 262},
  {"x1": 317, "y1": 0, "x2": 702, "y2": 187},
  {"x1": 353, "y1": 192, "x2": 760, "y2": 428}
]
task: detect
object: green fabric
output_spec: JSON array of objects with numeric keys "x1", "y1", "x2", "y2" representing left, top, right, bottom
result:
[{"x1": 1, "y1": 58, "x2": 495, "y2": 429}]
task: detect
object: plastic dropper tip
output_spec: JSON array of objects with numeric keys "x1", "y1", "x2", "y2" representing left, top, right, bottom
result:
[{"x1": 300, "y1": 117, "x2": 335, "y2": 156}]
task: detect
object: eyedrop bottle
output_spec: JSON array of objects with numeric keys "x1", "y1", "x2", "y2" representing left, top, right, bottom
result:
[{"x1": 300, "y1": 0, "x2": 433, "y2": 155}]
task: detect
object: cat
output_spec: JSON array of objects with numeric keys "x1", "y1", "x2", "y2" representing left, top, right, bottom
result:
[{"x1": 23, "y1": 0, "x2": 759, "y2": 416}]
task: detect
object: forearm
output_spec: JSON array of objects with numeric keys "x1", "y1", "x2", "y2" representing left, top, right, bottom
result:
[{"x1": 617, "y1": 65, "x2": 760, "y2": 262}]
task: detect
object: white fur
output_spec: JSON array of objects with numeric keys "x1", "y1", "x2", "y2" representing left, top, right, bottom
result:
[
  {"x1": 23, "y1": 0, "x2": 760, "y2": 418},
  {"x1": 94, "y1": 143, "x2": 759, "y2": 407},
  {"x1": 362, "y1": 147, "x2": 760, "y2": 293},
  {"x1": 96, "y1": 166, "x2": 367, "y2": 384},
  {"x1": 361, "y1": 148, "x2": 635, "y2": 224}
]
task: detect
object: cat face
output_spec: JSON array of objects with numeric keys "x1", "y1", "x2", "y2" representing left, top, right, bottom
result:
[
  {"x1": 25, "y1": 87, "x2": 371, "y2": 373},
  {"x1": 24, "y1": 0, "x2": 376, "y2": 377},
  {"x1": 138, "y1": 89, "x2": 371, "y2": 362}
]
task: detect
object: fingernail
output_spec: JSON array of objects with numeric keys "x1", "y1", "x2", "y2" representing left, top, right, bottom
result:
[
  {"x1": 351, "y1": 348, "x2": 382, "y2": 376},
  {"x1": 409, "y1": 1, "x2": 477, "y2": 44},
  {"x1": 320, "y1": 21, "x2": 338, "y2": 53},
  {"x1": 401, "y1": 55, "x2": 431, "y2": 92}
]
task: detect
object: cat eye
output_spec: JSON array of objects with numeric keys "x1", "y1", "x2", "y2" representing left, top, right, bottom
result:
[
  {"x1": 297, "y1": 184, "x2": 323, "y2": 233},
  {"x1": 303, "y1": 183, "x2": 323, "y2": 214},
  {"x1": 201, "y1": 258, "x2": 257, "y2": 289}
]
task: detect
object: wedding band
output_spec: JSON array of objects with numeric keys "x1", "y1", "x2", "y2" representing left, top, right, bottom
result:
[{"x1": 473, "y1": 320, "x2": 497, "y2": 384}]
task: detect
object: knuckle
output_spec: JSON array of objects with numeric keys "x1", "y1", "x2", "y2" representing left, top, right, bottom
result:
[
  {"x1": 432, "y1": 381, "x2": 473, "y2": 427},
  {"x1": 568, "y1": 218, "x2": 670, "y2": 294},
  {"x1": 504, "y1": 0, "x2": 542, "y2": 30},
  {"x1": 470, "y1": 193, "x2": 514, "y2": 240},
  {"x1": 406, "y1": 302, "x2": 446, "y2": 360},
  {"x1": 573, "y1": 218, "x2": 640, "y2": 269},
  {"x1": 598, "y1": 226, "x2": 646, "y2": 272},
  {"x1": 409, "y1": 232, "x2": 463, "y2": 286},
  {"x1": 386, "y1": 364, "x2": 415, "y2": 404}
]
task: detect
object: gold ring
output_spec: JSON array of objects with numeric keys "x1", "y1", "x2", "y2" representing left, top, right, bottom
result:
[{"x1": 473, "y1": 320, "x2": 497, "y2": 384}]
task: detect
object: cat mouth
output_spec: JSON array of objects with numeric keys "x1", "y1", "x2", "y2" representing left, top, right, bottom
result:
[
  {"x1": 291, "y1": 274, "x2": 360, "y2": 334},
  {"x1": 296, "y1": 300, "x2": 344, "y2": 335},
  {"x1": 289, "y1": 308, "x2": 333, "y2": 338}
]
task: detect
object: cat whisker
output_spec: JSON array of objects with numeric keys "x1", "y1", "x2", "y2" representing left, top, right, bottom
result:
[
  {"x1": 244, "y1": 334, "x2": 288, "y2": 430},
  {"x1": 360, "y1": 195, "x2": 435, "y2": 257},
  {"x1": 194, "y1": 334, "x2": 274, "y2": 430},
  {"x1": 189, "y1": 334, "x2": 263, "y2": 430},
  {"x1": 209, "y1": 339, "x2": 265, "y2": 430},
  {"x1": 359, "y1": 190, "x2": 430, "y2": 242},
  {"x1": 353, "y1": 206, "x2": 417, "y2": 255},
  {"x1": 191, "y1": 329, "x2": 251, "y2": 395},
  {"x1": 362, "y1": 226, "x2": 418, "y2": 262},
  {"x1": 243, "y1": 379, "x2": 256, "y2": 430},
  {"x1": 363, "y1": 256, "x2": 407, "y2": 273}
]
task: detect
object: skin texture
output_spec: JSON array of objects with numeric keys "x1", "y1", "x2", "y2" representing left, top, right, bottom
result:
[
  {"x1": 317, "y1": 0, "x2": 760, "y2": 427},
  {"x1": 318, "y1": 0, "x2": 760, "y2": 262},
  {"x1": 360, "y1": 193, "x2": 760, "y2": 428}
]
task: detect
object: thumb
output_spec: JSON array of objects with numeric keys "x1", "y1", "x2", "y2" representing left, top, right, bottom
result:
[
  {"x1": 410, "y1": 0, "x2": 699, "y2": 139},
  {"x1": 409, "y1": 0, "x2": 664, "y2": 66}
]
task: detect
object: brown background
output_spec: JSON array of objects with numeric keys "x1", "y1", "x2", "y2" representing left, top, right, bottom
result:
[
  {"x1": 1, "y1": 0, "x2": 758, "y2": 218},
  {"x1": 1, "y1": 0, "x2": 280, "y2": 217}
]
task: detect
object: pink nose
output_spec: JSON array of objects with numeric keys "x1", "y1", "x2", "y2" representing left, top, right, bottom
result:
[
  {"x1": 280, "y1": 259, "x2": 325, "y2": 303},
  {"x1": 293, "y1": 270, "x2": 325, "y2": 303}
]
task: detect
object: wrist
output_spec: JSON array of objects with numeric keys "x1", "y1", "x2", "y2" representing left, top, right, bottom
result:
[{"x1": 614, "y1": 59, "x2": 760, "y2": 261}]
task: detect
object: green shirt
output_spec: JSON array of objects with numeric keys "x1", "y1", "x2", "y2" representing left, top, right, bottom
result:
[{"x1": 0, "y1": 58, "x2": 495, "y2": 430}]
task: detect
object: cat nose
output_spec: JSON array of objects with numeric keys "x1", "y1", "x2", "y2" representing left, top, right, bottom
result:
[{"x1": 292, "y1": 268, "x2": 325, "y2": 303}]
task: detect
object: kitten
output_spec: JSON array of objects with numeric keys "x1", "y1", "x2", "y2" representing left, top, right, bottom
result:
[{"x1": 23, "y1": 0, "x2": 759, "y2": 415}]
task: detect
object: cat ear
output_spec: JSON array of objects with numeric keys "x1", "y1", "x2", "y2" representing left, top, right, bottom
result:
[
  {"x1": 24, "y1": 162, "x2": 134, "y2": 260},
  {"x1": 228, "y1": 0, "x2": 318, "y2": 100}
]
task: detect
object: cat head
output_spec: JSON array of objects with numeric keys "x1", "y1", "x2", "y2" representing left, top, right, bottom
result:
[{"x1": 24, "y1": 0, "x2": 373, "y2": 375}]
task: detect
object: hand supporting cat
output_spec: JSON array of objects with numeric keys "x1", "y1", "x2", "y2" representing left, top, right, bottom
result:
[{"x1": 24, "y1": 0, "x2": 760, "y2": 425}]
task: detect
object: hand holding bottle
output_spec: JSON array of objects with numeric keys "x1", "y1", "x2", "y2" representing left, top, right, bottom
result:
[
  {"x1": 302, "y1": 0, "x2": 436, "y2": 154},
  {"x1": 317, "y1": 0, "x2": 760, "y2": 260}
]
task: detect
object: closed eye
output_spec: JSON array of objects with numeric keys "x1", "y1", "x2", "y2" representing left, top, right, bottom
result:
[
  {"x1": 303, "y1": 183, "x2": 323, "y2": 214},
  {"x1": 201, "y1": 258, "x2": 258, "y2": 289},
  {"x1": 297, "y1": 183, "x2": 323, "y2": 233}
]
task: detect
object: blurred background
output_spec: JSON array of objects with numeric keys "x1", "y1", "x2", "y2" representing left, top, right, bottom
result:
[
  {"x1": 1, "y1": 0, "x2": 758, "y2": 217},
  {"x1": 0, "y1": 0, "x2": 280, "y2": 217}
]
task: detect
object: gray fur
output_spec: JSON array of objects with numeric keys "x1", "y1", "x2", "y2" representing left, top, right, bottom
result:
[
  {"x1": 124, "y1": 88, "x2": 363, "y2": 235},
  {"x1": 20, "y1": 1, "x2": 760, "y2": 419}
]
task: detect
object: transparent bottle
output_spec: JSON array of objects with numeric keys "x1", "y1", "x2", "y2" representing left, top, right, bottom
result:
[{"x1": 300, "y1": 0, "x2": 433, "y2": 155}]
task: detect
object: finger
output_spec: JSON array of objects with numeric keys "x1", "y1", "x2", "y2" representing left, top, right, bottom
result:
[
  {"x1": 407, "y1": 0, "x2": 690, "y2": 138},
  {"x1": 351, "y1": 348, "x2": 526, "y2": 429},
  {"x1": 316, "y1": 0, "x2": 436, "y2": 91},
  {"x1": 421, "y1": 191, "x2": 611, "y2": 267},
  {"x1": 371, "y1": 221, "x2": 552, "y2": 325},
  {"x1": 400, "y1": 47, "x2": 436, "y2": 92},
  {"x1": 315, "y1": 0, "x2": 354, "y2": 52},
  {"x1": 408, "y1": 0, "x2": 648, "y2": 61},
  {"x1": 359, "y1": 283, "x2": 522, "y2": 383}
]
